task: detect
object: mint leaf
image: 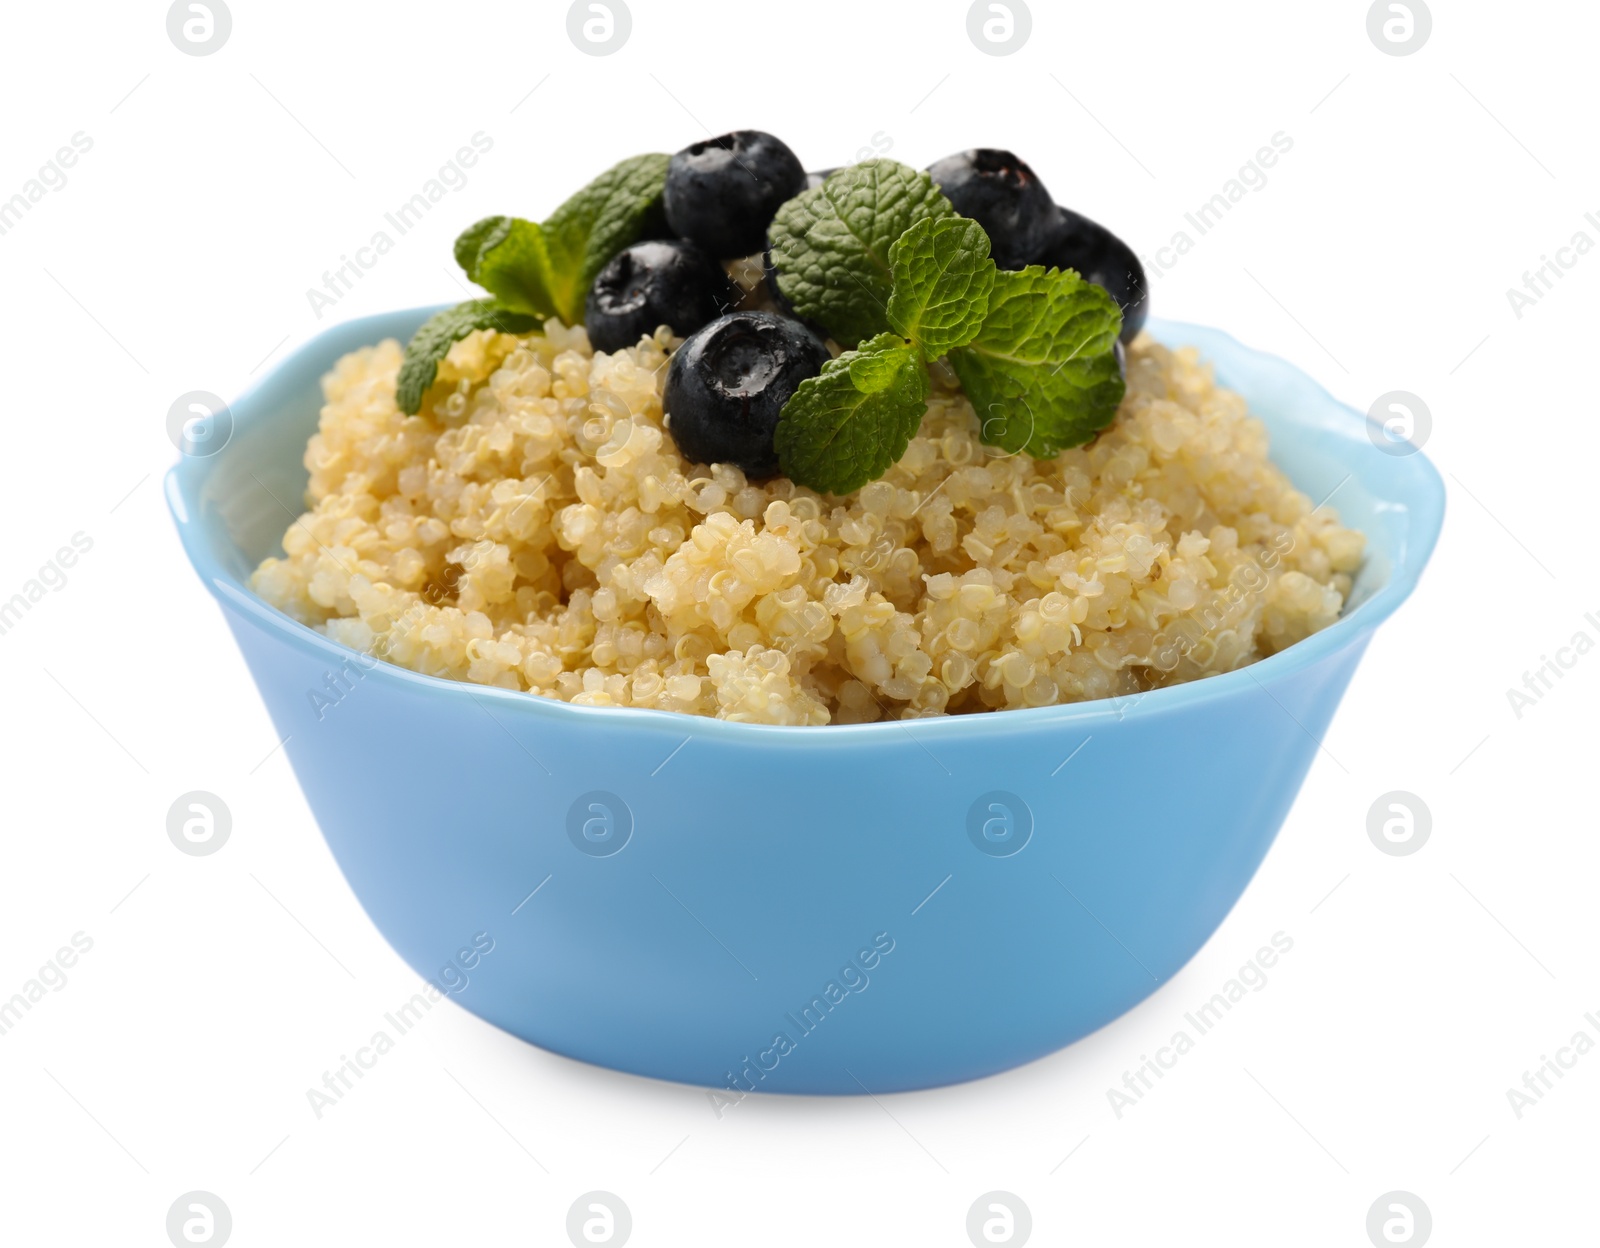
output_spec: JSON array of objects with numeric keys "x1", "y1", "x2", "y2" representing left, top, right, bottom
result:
[
  {"x1": 948, "y1": 266, "x2": 1126, "y2": 458},
  {"x1": 775, "y1": 333, "x2": 929, "y2": 495},
  {"x1": 454, "y1": 216, "x2": 510, "y2": 277},
  {"x1": 455, "y1": 217, "x2": 558, "y2": 319},
  {"x1": 768, "y1": 159, "x2": 955, "y2": 345},
  {"x1": 541, "y1": 152, "x2": 670, "y2": 324},
  {"x1": 885, "y1": 216, "x2": 995, "y2": 358},
  {"x1": 396, "y1": 300, "x2": 539, "y2": 415},
  {"x1": 454, "y1": 154, "x2": 669, "y2": 326}
]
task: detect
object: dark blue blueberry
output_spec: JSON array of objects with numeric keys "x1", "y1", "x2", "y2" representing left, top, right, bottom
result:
[
  {"x1": 663, "y1": 131, "x2": 807, "y2": 259},
  {"x1": 663, "y1": 312, "x2": 830, "y2": 478},
  {"x1": 1033, "y1": 207, "x2": 1149, "y2": 343},
  {"x1": 584, "y1": 240, "x2": 735, "y2": 354},
  {"x1": 926, "y1": 148, "x2": 1055, "y2": 270}
]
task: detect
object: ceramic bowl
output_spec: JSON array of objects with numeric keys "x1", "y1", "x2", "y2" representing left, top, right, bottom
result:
[{"x1": 168, "y1": 308, "x2": 1444, "y2": 1094}]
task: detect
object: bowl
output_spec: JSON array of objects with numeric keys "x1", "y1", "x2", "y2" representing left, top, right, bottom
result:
[{"x1": 167, "y1": 307, "x2": 1444, "y2": 1095}]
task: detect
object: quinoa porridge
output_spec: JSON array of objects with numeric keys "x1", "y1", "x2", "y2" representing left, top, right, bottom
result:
[{"x1": 248, "y1": 322, "x2": 1364, "y2": 725}]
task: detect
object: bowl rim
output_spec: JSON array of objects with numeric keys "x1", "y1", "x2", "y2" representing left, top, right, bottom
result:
[{"x1": 167, "y1": 306, "x2": 1446, "y2": 743}]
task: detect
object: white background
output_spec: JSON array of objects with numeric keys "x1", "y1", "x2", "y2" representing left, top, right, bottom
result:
[{"x1": 1, "y1": 1, "x2": 1595, "y2": 1244}]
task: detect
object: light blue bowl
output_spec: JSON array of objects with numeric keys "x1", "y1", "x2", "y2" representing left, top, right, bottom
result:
[{"x1": 168, "y1": 307, "x2": 1443, "y2": 1095}]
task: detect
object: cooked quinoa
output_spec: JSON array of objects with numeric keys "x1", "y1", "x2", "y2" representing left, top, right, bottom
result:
[{"x1": 249, "y1": 320, "x2": 1364, "y2": 726}]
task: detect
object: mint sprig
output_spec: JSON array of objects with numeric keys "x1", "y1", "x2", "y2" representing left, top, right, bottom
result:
[
  {"x1": 768, "y1": 159, "x2": 955, "y2": 346},
  {"x1": 776, "y1": 208, "x2": 1124, "y2": 493},
  {"x1": 396, "y1": 300, "x2": 539, "y2": 415},
  {"x1": 948, "y1": 266, "x2": 1126, "y2": 458},
  {"x1": 398, "y1": 153, "x2": 669, "y2": 413},
  {"x1": 455, "y1": 153, "x2": 668, "y2": 326}
]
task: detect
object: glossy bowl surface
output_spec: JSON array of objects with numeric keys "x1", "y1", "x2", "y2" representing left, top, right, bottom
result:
[{"x1": 168, "y1": 308, "x2": 1444, "y2": 1094}]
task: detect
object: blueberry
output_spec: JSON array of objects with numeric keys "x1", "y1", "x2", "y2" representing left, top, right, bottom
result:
[
  {"x1": 584, "y1": 240, "x2": 735, "y2": 354},
  {"x1": 1033, "y1": 207, "x2": 1149, "y2": 343},
  {"x1": 926, "y1": 149, "x2": 1055, "y2": 270},
  {"x1": 664, "y1": 131, "x2": 807, "y2": 259},
  {"x1": 663, "y1": 312, "x2": 830, "y2": 478}
]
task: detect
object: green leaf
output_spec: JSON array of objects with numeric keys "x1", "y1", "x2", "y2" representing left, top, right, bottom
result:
[
  {"x1": 768, "y1": 159, "x2": 955, "y2": 345},
  {"x1": 885, "y1": 216, "x2": 996, "y2": 358},
  {"x1": 454, "y1": 216, "x2": 509, "y2": 277},
  {"x1": 541, "y1": 152, "x2": 670, "y2": 324},
  {"x1": 452, "y1": 154, "x2": 670, "y2": 326},
  {"x1": 396, "y1": 300, "x2": 539, "y2": 415},
  {"x1": 455, "y1": 216, "x2": 558, "y2": 319},
  {"x1": 948, "y1": 265, "x2": 1126, "y2": 459},
  {"x1": 775, "y1": 333, "x2": 930, "y2": 495}
]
